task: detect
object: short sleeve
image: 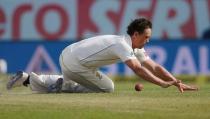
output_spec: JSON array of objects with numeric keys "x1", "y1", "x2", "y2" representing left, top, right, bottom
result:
[
  {"x1": 111, "y1": 42, "x2": 137, "y2": 62},
  {"x1": 134, "y1": 48, "x2": 150, "y2": 63}
]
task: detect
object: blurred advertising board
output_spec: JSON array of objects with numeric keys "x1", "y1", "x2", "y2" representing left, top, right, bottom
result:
[
  {"x1": 0, "y1": 40, "x2": 209, "y2": 75},
  {"x1": 0, "y1": 0, "x2": 210, "y2": 41}
]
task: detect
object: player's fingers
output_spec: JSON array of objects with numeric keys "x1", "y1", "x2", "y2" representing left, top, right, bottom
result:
[
  {"x1": 183, "y1": 86, "x2": 199, "y2": 91},
  {"x1": 177, "y1": 83, "x2": 184, "y2": 93},
  {"x1": 180, "y1": 83, "x2": 199, "y2": 91}
]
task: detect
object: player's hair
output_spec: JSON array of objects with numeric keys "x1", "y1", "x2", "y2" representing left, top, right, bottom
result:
[{"x1": 127, "y1": 18, "x2": 152, "y2": 36}]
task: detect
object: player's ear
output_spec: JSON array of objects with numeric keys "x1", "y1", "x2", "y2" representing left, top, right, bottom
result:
[
  {"x1": 133, "y1": 32, "x2": 139, "y2": 36},
  {"x1": 133, "y1": 32, "x2": 140, "y2": 38}
]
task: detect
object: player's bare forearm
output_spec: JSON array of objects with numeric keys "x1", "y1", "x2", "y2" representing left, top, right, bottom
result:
[
  {"x1": 125, "y1": 59, "x2": 175, "y2": 88},
  {"x1": 142, "y1": 59, "x2": 178, "y2": 82},
  {"x1": 134, "y1": 66, "x2": 176, "y2": 88},
  {"x1": 154, "y1": 65, "x2": 177, "y2": 82},
  {"x1": 154, "y1": 65, "x2": 199, "y2": 91},
  {"x1": 141, "y1": 59, "x2": 185, "y2": 92},
  {"x1": 151, "y1": 65, "x2": 185, "y2": 91}
]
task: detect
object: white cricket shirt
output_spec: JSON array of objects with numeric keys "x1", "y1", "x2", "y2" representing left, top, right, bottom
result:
[{"x1": 62, "y1": 35, "x2": 149, "y2": 71}]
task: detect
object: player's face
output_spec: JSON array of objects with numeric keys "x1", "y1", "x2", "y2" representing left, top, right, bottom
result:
[{"x1": 132, "y1": 28, "x2": 152, "y2": 49}]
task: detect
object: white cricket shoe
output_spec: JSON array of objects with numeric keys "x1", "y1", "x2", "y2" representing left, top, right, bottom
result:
[{"x1": 7, "y1": 71, "x2": 29, "y2": 90}]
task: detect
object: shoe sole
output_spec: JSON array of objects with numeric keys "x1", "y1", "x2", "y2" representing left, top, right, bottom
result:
[{"x1": 7, "y1": 71, "x2": 23, "y2": 90}]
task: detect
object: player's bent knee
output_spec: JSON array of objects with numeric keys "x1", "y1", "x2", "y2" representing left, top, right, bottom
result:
[{"x1": 103, "y1": 81, "x2": 114, "y2": 93}]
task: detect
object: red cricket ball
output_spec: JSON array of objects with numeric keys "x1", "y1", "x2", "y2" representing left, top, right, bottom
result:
[{"x1": 135, "y1": 83, "x2": 143, "y2": 91}]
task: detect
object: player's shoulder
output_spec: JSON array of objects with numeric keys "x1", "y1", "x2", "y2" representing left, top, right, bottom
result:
[
  {"x1": 95, "y1": 35, "x2": 127, "y2": 45},
  {"x1": 114, "y1": 35, "x2": 132, "y2": 47},
  {"x1": 83, "y1": 35, "x2": 123, "y2": 42},
  {"x1": 98, "y1": 35, "x2": 124, "y2": 40}
]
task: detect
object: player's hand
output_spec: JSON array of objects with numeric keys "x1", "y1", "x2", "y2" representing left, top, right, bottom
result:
[
  {"x1": 176, "y1": 82, "x2": 184, "y2": 93},
  {"x1": 174, "y1": 80, "x2": 198, "y2": 92},
  {"x1": 164, "y1": 80, "x2": 184, "y2": 93},
  {"x1": 180, "y1": 83, "x2": 198, "y2": 91}
]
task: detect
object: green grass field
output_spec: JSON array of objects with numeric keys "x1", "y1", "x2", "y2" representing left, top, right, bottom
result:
[{"x1": 0, "y1": 74, "x2": 210, "y2": 119}]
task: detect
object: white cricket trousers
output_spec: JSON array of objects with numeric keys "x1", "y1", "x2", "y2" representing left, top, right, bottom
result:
[
  {"x1": 29, "y1": 72, "x2": 61, "y2": 93},
  {"x1": 59, "y1": 47, "x2": 114, "y2": 93}
]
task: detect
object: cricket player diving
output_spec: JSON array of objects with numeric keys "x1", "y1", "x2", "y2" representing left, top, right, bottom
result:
[{"x1": 7, "y1": 18, "x2": 198, "y2": 93}]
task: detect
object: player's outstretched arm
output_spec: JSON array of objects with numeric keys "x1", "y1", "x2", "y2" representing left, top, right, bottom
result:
[
  {"x1": 125, "y1": 59, "x2": 177, "y2": 88},
  {"x1": 141, "y1": 59, "x2": 198, "y2": 92},
  {"x1": 141, "y1": 59, "x2": 178, "y2": 82},
  {"x1": 142, "y1": 59, "x2": 185, "y2": 92}
]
